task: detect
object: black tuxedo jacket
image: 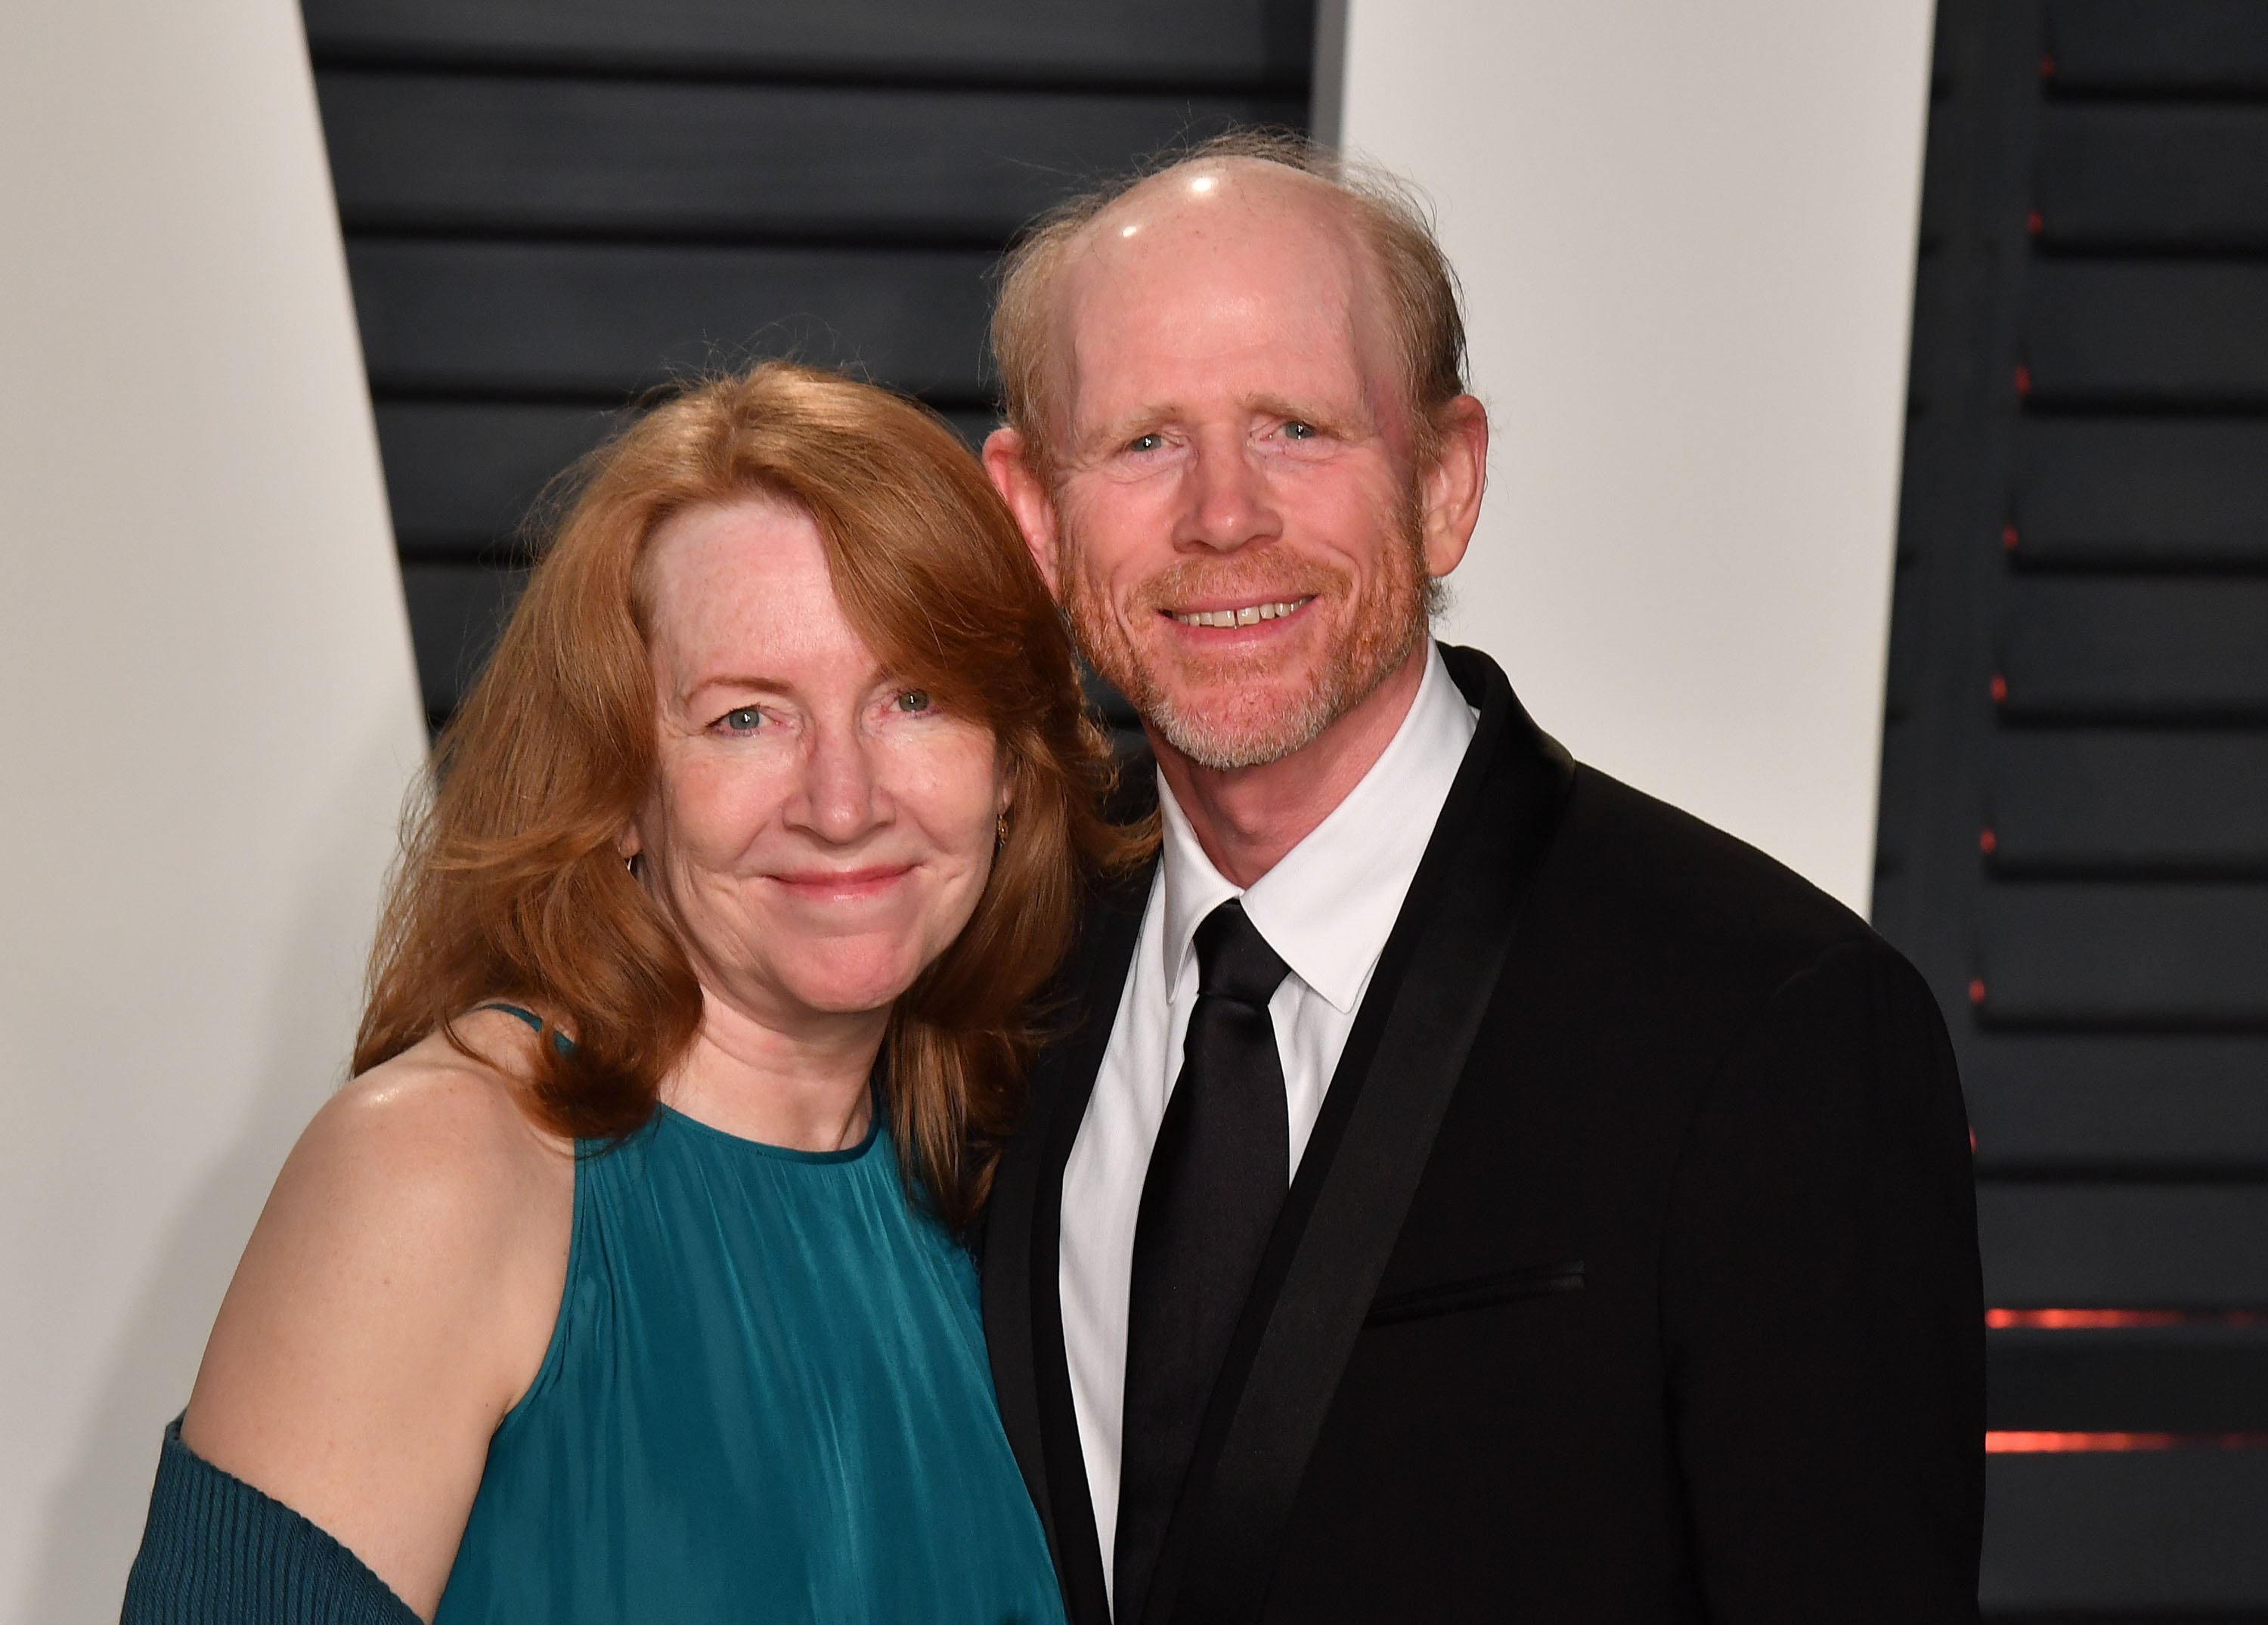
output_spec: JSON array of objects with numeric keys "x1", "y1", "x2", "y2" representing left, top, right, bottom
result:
[{"x1": 983, "y1": 645, "x2": 1984, "y2": 1623}]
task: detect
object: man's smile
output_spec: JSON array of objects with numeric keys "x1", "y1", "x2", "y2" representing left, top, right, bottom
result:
[{"x1": 1166, "y1": 596, "x2": 1315, "y2": 629}]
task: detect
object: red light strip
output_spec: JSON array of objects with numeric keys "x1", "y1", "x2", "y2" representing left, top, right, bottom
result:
[
  {"x1": 1986, "y1": 1308, "x2": 2263, "y2": 1329},
  {"x1": 1988, "y1": 1432, "x2": 2268, "y2": 1453}
]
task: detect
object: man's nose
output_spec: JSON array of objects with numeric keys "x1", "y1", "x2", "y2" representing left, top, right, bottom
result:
[
  {"x1": 785, "y1": 720, "x2": 889, "y2": 844},
  {"x1": 1179, "y1": 437, "x2": 1280, "y2": 553}
]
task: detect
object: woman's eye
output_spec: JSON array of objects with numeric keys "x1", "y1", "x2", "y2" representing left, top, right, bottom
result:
[
  {"x1": 720, "y1": 706, "x2": 763, "y2": 732},
  {"x1": 894, "y1": 689, "x2": 934, "y2": 714}
]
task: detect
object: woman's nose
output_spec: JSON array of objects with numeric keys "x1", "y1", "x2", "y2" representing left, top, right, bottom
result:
[{"x1": 786, "y1": 724, "x2": 888, "y2": 844}]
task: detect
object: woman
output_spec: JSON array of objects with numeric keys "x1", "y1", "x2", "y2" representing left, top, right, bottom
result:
[{"x1": 125, "y1": 363, "x2": 1131, "y2": 1622}]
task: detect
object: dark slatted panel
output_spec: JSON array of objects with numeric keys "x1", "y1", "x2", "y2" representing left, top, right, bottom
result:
[
  {"x1": 1997, "y1": 579, "x2": 2268, "y2": 722},
  {"x1": 2015, "y1": 420, "x2": 2268, "y2": 569},
  {"x1": 1964, "y1": 1035, "x2": 2268, "y2": 1173},
  {"x1": 1988, "y1": 732, "x2": 2268, "y2": 875},
  {"x1": 1982, "y1": 1452, "x2": 2268, "y2": 1611},
  {"x1": 398, "y1": 564, "x2": 528, "y2": 719},
  {"x1": 1978, "y1": 884, "x2": 2268, "y2": 1026},
  {"x1": 1879, "y1": 0, "x2": 2268, "y2": 1605},
  {"x1": 320, "y1": 73, "x2": 1302, "y2": 240},
  {"x1": 1990, "y1": 1323, "x2": 2268, "y2": 1431},
  {"x1": 2046, "y1": 0, "x2": 2268, "y2": 93},
  {"x1": 304, "y1": 0, "x2": 1313, "y2": 727},
  {"x1": 349, "y1": 240, "x2": 1001, "y2": 402},
  {"x1": 2035, "y1": 107, "x2": 2268, "y2": 250},
  {"x1": 1980, "y1": 1185, "x2": 2268, "y2": 1307},
  {"x1": 379, "y1": 401, "x2": 999, "y2": 562},
  {"x1": 377, "y1": 403, "x2": 623, "y2": 559},
  {"x1": 302, "y1": 0, "x2": 1316, "y2": 88},
  {"x1": 1996, "y1": 734, "x2": 2268, "y2": 874},
  {"x1": 2025, "y1": 262, "x2": 2268, "y2": 407}
]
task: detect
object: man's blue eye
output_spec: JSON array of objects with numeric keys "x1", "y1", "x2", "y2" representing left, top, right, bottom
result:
[
  {"x1": 1284, "y1": 420, "x2": 1316, "y2": 440},
  {"x1": 723, "y1": 706, "x2": 762, "y2": 732},
  {"x1": 895, "y1": 690, "x2": 933, "y2": 713},
  {"x1": 1127, "y1": 433, "x2": 1164, "y2": 453}
]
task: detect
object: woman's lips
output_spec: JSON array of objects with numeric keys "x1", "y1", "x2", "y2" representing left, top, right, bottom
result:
[{"x1": 768, "y1": 864, "x2": 914, "y2": 900}]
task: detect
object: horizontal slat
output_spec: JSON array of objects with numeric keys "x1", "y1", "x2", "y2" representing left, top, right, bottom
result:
[
  {"x1": 2046, "y1": 0, "x2": 2268, "y2": 92},
  {"x1": 400, "y1": 563, "x2": 527, "y2": 720},
  {"x1": 1980, "y1": 1182, "x2": 2268, "y2": 1307},
  {"x1": 1999, "y1": 579, "x2": 2268, "y2": 723},
  {"x1": 2036, "y1": 106, "x2": 2268, "y2": 250},
  {"x1": 2015, "y1": 419, "x2": 2268, "y2": 569},
  {"x1": 1988, "y1": 730, "x2": 2268, "y2": 875},
  {"x1": 318, "y1": 72, "x2": 1300, "y2": 240},
  {"x1": 1916, "y1": 104, "x2": 1954, "y2": 248},
  {"x1": 378, "y1": 403, "x2": 624, "y2": 556},
  {"x1": 348, "y1": 240, "x2": 998, "y2": 401},
  {"x1": 1965, "y1": 1034, "x2": 2268, "y2": 1175},
  {"x1": 2026, "y1": 262, "x2": 2268, "y2": 407},
  {"x1": 1983, "y1": 1447, "x2": 2268, "y2": 1608},
  {"x1": 300, "y1": 0, "x2": 1315, "y2": 88},
  {"x1": 376, "y1": 400, "x2": 998, "y2": 559},
  {"x1": 1978, "y1": 882, "x2": 2268, "y2": 1027},
  {"x1": 1990, "y1": 1323, "x2": 2268, "y2": 1430}
]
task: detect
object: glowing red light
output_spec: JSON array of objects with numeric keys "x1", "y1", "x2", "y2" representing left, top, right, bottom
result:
[
  {"x1": 1988, "y1": 1432, "x2": 2174, "y2": 1453},
  {"x1": 1988, "y1": 1308, "x2": 2184, "y2": 1329},
  {"x1": 1986, "y1": 1308, "x2": 2264, "y2": 1329},
  {"x1": 1988, "y1": 1431, "x2": 2268, "y2": 1453}
]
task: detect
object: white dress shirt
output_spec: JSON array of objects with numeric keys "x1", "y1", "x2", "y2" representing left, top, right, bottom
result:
[{"x1": 1057, "y1": 642, "x2": 1479, "y2": 1595}]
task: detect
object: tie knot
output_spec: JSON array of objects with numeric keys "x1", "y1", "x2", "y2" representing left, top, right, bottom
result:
[{"x1": 1191, "y1": 899, "x2": 1290, "y2": 1010}]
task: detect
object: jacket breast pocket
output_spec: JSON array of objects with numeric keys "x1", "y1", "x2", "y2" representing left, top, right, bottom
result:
[{"x1": 1362, "y1": 1260, "x2": 1585, "y2": 1328}]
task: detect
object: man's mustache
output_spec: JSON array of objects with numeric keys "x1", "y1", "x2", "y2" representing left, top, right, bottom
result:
[{"x1": 1121, "y1": 556, "x2": 1348, "y2": 618}]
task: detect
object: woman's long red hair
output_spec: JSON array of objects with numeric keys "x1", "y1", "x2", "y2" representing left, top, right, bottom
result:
[{"x1": 354, "y1": 363, "x2": 1139, "y2": 1229}]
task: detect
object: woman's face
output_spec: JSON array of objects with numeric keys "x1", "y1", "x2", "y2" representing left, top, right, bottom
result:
[{"x1": 628, "y1": 497, "x2": 1009, "y2": 1034}]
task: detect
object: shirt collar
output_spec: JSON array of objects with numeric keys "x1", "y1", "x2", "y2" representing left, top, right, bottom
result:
[{"x1": 1157, "y1": 642, "x2": 1479, "y2": 1013}]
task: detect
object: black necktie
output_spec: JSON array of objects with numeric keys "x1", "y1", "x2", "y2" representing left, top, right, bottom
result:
[{"x1": 1116, "y1": 899, "x2": 1293, "y2": 1623}]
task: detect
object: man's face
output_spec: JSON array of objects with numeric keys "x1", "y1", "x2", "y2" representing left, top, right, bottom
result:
[{"x1": 1040, "y1": 174, "x2": 1434, "y2": 772}]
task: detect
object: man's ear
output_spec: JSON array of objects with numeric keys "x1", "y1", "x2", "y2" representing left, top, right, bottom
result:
[
  {"x1": 983, "y1": 426, "x2": 1064, "y2": 599},
  {"x1": 1418, "y1": 395, "x2": 1489, "y2": 580}
]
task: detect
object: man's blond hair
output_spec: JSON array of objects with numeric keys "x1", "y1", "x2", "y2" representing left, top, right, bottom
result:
[{"x1": 989, "y1": 129, "x2": 1470, "y2": 477}]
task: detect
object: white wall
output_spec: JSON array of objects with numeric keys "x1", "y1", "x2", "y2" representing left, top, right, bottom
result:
[
  {"x1": 0, "y1": 3, "x2": 425, "y2": 1617},
  {"x1": 1337, "y1": 0, "x2": 1935, "y2": 912}
]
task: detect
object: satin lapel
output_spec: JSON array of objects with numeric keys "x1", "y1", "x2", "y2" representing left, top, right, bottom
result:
[
  {"x1": 1139, "y1": 646, "x2": 1576, "y2": 1625},
  {"x1": 984, "y1": 851, "x2": 1157, "y2": 1625}
]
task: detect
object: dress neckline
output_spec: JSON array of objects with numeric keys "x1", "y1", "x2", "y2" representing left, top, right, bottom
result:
[{"x1": 475, "y1": 1002, "x2": 885, "y2": 1165}]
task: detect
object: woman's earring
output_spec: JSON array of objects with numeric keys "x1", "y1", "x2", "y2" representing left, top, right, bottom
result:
[{"x1": 996, "y1": 812, "x2": 1011, "y2": 849}]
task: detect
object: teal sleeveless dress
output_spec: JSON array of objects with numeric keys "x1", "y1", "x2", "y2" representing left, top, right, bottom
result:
[{"x1": 432, "y1": 1011, "x2": 1065, "y2": 1624}]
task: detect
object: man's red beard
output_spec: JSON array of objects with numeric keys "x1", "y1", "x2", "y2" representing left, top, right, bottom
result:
[{"x1": 1058, "y1": 513, "x2": 1433, "y2": 772}]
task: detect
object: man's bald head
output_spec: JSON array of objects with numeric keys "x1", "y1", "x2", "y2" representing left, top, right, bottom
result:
[{"x1": 990, "y1": 132, "x2": 1468, "y2": 478}]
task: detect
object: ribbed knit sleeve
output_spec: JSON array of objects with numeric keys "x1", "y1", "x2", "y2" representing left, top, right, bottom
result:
[{"x1": 121, "y1": 1419, "x2": 422, "y2": 1624}]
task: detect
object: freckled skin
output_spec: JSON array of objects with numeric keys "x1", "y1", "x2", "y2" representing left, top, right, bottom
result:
[
  {"x1": 173, "y1": 497, "x2": 1019, "y2": 1615},
  {"x1": 631, "y1": 497, "x2": 1010, "y2": 1044},
  {"x1": 985, "y1": 161, "x2": 1489, "y2": 883}
]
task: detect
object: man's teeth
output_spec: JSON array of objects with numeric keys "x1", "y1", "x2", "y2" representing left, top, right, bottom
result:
[{"x1": 1171, "y1": 598, "x2": 1312, "y2": 628}]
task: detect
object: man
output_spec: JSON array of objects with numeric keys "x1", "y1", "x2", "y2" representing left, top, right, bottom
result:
[{"x1": 979, "y1": 133, "x2": 1983, "y2": 1624}]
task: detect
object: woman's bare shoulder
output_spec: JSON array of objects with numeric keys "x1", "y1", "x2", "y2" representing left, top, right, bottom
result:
[
  {"x1": 180, "y1": 1010, "x2": 574, "y2": 1616},
  {"x1": 316, "y1": 1014, "x2": 572, "y2": 1190}
]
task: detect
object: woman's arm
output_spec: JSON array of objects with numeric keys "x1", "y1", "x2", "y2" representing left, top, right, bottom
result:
[{"x1": 178, "y1": 1031, "x2": 572, "y2": 1620}]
